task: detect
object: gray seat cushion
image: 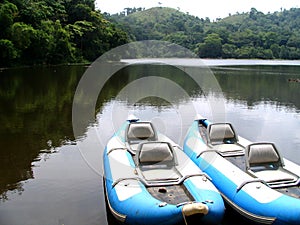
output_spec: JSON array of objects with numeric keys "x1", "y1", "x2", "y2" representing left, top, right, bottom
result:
[
  {"x1": 208, "y1": 123, "x2": 236, "y2": 144},
  {"x1": 246, "y1": 143, "x2": 299, "y2": 187},
  {"x1": 127, "y1": 122, "x2": 156, "y2": 142},
  {"x1": 247, "y1": 143, "x2": 280, "y2": 165},
  {"x1": 137, "y1": 142, "x2": 180, "y2": 182},
  {"x1": 138, "y1": 142, "x2": 173, "y2": 164}
]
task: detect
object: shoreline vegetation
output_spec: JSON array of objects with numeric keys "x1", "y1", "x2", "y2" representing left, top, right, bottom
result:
[
  {"x1": 2, "y1": 58, "x2": 300, "y2": 72},
  {"x1": 0, "y1": 0, "x2": 128, "y2": 67},
  {"x1": 1, "y1": 1, "x2": 300, "y2": 68}
]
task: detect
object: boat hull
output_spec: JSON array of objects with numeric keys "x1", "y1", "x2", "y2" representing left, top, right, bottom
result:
[
  {"x1": 183, "y1": 120, "x2": 300, "y2": 225},
  {"x1": 103, "y1": 120, "x2": 225, "y2": 225}
]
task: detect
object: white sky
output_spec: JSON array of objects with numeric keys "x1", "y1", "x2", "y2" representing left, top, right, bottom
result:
[{"x1": 96, "y1": 0, "x2": 300, "y2": 20}]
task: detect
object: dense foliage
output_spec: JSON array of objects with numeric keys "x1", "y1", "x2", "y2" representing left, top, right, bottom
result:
[
  {"x1": 0, "y1": 0, "x2": 129, "y2": 66},
  {"x1": 109, "y1": 7, "x2": 300, "y2": 59},
  {"x1": 2, "y1": 3, "x2": 300, "y2": 67}
]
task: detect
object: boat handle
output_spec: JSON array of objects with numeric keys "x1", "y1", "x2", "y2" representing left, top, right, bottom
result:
[
  {"x1": 112, "y1": 177, "x2": 141, "y2": 188},
  {"x1": 197, "y1": 149, "x2": 221, "y2": 158},
  {"x1": 236, "y1": 179, "x2": 268, "y2": 192},
  {"x1": 107, "y1": 148, "x2": 128, "y2": 155},
  {"x1": 182, "y1": 173, "x2": 212, "y2": 182}
]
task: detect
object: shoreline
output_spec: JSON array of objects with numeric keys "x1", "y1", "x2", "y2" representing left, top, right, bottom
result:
[
  {"x1": 0, "y1": 62, "x2": 91, "y2": 71},
  {"x1": 121, "y1": 58, "x2": 300, "y2": 67},
  {"x1": 2, "y1": 59, "x2": 300, "y2": 70}
]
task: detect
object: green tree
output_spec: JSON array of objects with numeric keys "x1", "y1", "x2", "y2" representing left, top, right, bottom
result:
[
  {"x1": 222, "y1": 43, "x2": 237, "y2": 58},
  {"x1": 0, "y1": 39, "x2": 19, "y2": 66},
  {"x1": 0, "y1": 0, "x2": 129, "y2": 66},
  {"x1": 263, "y1": 32, "x2": 279, "y2": 49},
  {"x1": 197, "y1": 33, "x2": 222, "y2": 58},
  {"x1": 164, "y1": 32, "x2": 190, "y2": 49},
  {"x1": 0, "y1": 1, "x2": 18, "y2": 38},
  {"x1": 235, "y1": 46, "x2": 255, "y2": 58},
  {"x1": 287, "y1": 34, "x2": 300, "y2": 48},
  {"x1": 46, "y1": 20, "x2": 75, "y2": 64},
  {"x1": 67, "y1": 3, "x2": 93, "y2": 24},
  {"x1": 228, "y1": 29, "x2": 257, "y2": 48},
  {"x1": 256, "y1": 48, "x2": 274, "y2": 59},
  {"x1": 68, "y1": 20, "x2": 95, "y2": 60},
  {"x1": 270, "y1": 44, "x2": 281, "y2": 58},
  {"x1": 25, "y1": 29, "x2": 52, "y2": 64},
  {"x1": 11, "y1": 22, "x2": 35, "y2": 50},
  {"x1": 288, "y1": 47, "x2": 300, "y2": 59},
  {"x1": 249, "y1": 8, "x2": 259, "y2": 20},
  {"x1": 19, "y1": 0, "x2": 52, "y2": 27},
  {"x1": 279, "y1": 46, "x2": 289, "y2": 59},
  {"x1": 29, "y1": 20, "x2": 75, "y2": 64}
]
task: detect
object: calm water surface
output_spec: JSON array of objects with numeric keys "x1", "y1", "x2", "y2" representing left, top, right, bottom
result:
[{"x1": 0, "y1": 62, "x2": 300, "y2": 225}]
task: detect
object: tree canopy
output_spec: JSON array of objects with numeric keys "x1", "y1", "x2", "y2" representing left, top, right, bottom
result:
[
  {"x1": 109, "y1": 7, "x2": 300, "y2": 60},
  {"x1": 0, "y1": 0, "x2": 129, "y2": 66},
  {"x1": 2, "y1": 3, "x2": 300, "y2": 67}
]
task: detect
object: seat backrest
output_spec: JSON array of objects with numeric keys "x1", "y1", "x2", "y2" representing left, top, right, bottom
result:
[
  {"x1": 208, "y1": 123, "x2": 237, "y2": 145},
  {"x1": 246, "y1": 143, "x2": 283, "y2": 169},
  {"x1": 126, "y1": 122, "x2": 156, "y2": 143},
  {"x1": 137, "y1": 142, "x2": 174, "y2": 166}
]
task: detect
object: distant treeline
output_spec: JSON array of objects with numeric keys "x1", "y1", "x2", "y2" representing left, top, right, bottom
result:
[
  {"x1": 2, "y1": 2, "x2": 300, "y2": 67},
  {"x1": 108, "y1": 7, "x2": 300, "y2": 60},
  {"x1": 0, "y1": 0, "x2": 128, "y2": 66}
]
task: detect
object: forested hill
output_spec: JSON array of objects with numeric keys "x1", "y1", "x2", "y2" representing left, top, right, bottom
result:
[
  {"x1": 109, "y1": 7, "x2": 300, "y2": 59},
  {"x1": 0, "y1": 0, "x2": 128, "y2": 66},
  {"x1": 2, "y1": 3, "x2": 300, "y2": 67}
]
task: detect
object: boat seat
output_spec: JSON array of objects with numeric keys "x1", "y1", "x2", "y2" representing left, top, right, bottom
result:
[
  {"x1": 127, "y1": 122, "x2": 157, "y2": 142},
  {"x1": 208, "y1": 123, "x2": 238, "y2": 145},
  {"x1": 136, "y1": 142, "x2": 180, "y2": 182},
  {"x1": 126, "y1": 122, "x2": 157, "y2": 152},
  {"x1": 246, "y1": 143, "x2": 299, "y2": 187}
]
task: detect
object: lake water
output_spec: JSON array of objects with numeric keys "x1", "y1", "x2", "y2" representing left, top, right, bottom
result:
[{"x1": 0, "y1": 61, "x2": 300, "y2": 225}]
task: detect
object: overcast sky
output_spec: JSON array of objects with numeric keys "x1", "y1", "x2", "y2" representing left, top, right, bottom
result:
[{"x1": 96, "y1": 0, "x2": 300, "y2": 19}]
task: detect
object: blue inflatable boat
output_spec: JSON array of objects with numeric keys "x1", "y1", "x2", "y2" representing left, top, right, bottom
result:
[
  {"x1": 103, "y1": 116, "x2": 225, "y2": 225},
  {"x1": 183, "y1": 115, "x2": 300, "y2": 225}
]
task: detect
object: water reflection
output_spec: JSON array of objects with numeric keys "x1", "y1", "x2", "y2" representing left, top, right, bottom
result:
[
  {"x1": 1, "y1": 64, "x2": 300, "y2": 198},
  {"x1": 0, "y1": 63, "x2": 299, "y2": 225},
  {"x1": 0, "y1": 66, "x2": 86, "y2": 199},
  {"x1": 96, "y1": 64, "x2": 201, "y2": 106},
  {"x1": 212, "y1": 65, "x2": 300, "y2": 110}
]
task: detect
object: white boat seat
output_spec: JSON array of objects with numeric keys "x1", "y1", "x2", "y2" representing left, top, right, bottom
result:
[
  {"x1": 246, "y1": 143, "x2": 299, "y2": 187},
  {"x1": 208, "y1": 123, "x2": 238, "y2": 145},
  {"x1": 127, "y1": 122, "x2": 157, "y2": 143},
  {"x1": 136, "y1": 142, "x2": 180, "y2": 182}
]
